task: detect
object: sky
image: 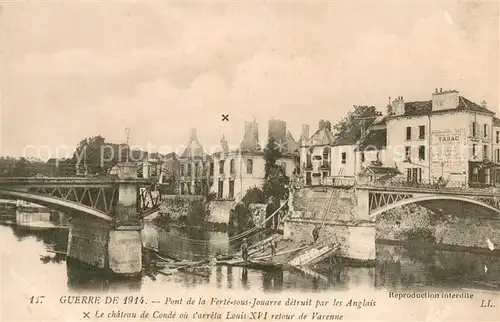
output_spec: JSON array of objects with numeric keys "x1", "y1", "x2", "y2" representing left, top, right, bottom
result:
[{"x1": 1, "y1": 1, "x2": 499, "y2": 159}]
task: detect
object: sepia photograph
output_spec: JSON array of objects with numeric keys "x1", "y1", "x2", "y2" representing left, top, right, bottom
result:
[{"x1": 1, "y1": 1, "x2": 499, "y2": 321}]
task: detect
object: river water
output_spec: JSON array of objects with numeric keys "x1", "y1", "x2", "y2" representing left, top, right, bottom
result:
[{"x1": 1, "y1": 210, "x2": 500, "y2": 294}]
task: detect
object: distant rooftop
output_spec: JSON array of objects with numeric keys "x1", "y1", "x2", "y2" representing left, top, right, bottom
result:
[
  {"x1": 392, "y1": 96, "x2": 494, "y2": 117},
  {"x1": 181, "y1": 129, "x2": 205, "y2": 159}
]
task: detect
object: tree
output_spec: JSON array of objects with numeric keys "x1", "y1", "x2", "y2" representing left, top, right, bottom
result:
[
  {"x1": 241, "y1": 187, "x2": 265, "y2": 206},
  {"x1": 71, "y1": 136, "x2": 121, "y2": 175},
  {"x1": 264, "y1": 137, "x2": 281, "y2": 179},
  {"x1": 12, "y1": 157, "x2": 29, "y2": 176},
  {"x1": 386, "y1": 103, "x2": 393, "y2": 115},
  {"x1": 262, "y1": 138, "x2": 289, "y2": 201},
  {"x1": 333, "y1": 105, "x2": 382, "y2": 139}
]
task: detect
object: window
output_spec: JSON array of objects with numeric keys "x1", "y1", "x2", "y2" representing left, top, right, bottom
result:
[
  {"x1": 229, "y1": 180, "x2": 235, "y2": 199},
  {"x1": 361, "y1": 152, "x2": 365, "y2": 163},
  {"x1": 217, "y1": 181, "x2": 223, "y2": 199},
  {"x1": 405, "y1": 146, "x2": 411, "y2": 160},
  {"x1": 305, "y1": 172, "x2": 312, "y2": 185},
  {"x1": 497, "y1": 131, "x2": 499, "y2": 144},
  {"x1": 418, "y1": 145, "x2": 425, "y2": 161},
  {"x1": 322, "y1": 172, "x2": 328, "y2": 178},
  {"x1": 341, "y1": 152, "x2": 347, "y2": 164},
  {"x1": 187, "y1": 164, "x2": 192, "y2": 176},
  {"x1": 322, "y1": 147, "x2": 330, "y2": 160},
  {"x1": 219, "y1": 160, "x2": 224, "y2": 174},
  {"x1": 281, "y1": 162, "x2": 287, "y2": 174},
  {"x1": 407, "y1": 168, "x2": 422, "y2": 183},
  {"x1": 472, "y1": 122, "x2": 478, "y2": 137},
  {"x1": 306, "y1": 153, "x2": 312, "y2": 167},
  {"x1": 419, "y1": 125, "x2": 425, "y2": 140},
  {"x1": 484, "y1": 145, "x2": 489, "y2": 159},
  {"x1": 246, "y1": 159, "x2": 253, "y2": 174},
  {"x1": 230, "y1": 159, "x2": 235, "y2": 174},
  {"x1": 210, "y1": 162, "x2": 214, "y2": 176},
  {"x1": 484, "y1": 124, "x2": 488, "y2": 138},
  {"x1": 180, "y1": 164, "x2": 185, "y2": 176},
  {"x1": 406, "y1": 127, "x2": 412, "y2": 141},
  {"x1": 472, "y1": 144, "x2": 477, "y2": 157},
  {"x1": 496, "y1": 149, "x2": 500, "y2": 163}
]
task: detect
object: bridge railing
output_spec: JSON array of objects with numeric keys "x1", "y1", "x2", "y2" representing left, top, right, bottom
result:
[
  {"x1": 306, "y1": 176, "x2": 356, "y2": 188},
  {"x1": 360, "y1": 177, "x2": 500, "y2": 192}
]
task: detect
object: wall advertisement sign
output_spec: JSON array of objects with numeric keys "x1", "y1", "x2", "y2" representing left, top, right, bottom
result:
[{"x1": 430, "y1": 129, "x2": 466, "y2": 178}]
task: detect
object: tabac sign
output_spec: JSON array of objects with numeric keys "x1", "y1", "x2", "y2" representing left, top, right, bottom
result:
[{"x1": 431, "y1": 129, "x2": 466, "y2": 176}]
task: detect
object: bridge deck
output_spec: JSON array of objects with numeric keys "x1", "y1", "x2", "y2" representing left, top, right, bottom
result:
[
  {"x1": 0, "y1": 177, "x2": 152, "y2": 186},
  {"x1": 357, "y1": 185, "x2": 499, "y2": 197}
]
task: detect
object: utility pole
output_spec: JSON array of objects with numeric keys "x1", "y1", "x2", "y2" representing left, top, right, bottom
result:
[{"x1": 125, "y1": 126, "x2": 130, "y2": 162}]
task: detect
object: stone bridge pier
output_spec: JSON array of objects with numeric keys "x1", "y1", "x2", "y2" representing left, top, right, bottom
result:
[{"x1": 67, "y1": 163, "x2": 143, "y2": 276}]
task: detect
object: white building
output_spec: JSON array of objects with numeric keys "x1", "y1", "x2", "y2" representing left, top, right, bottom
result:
[
  {"x1": 211, "y1": 120, "x2": 297, "y2": 200},
  {"x1": 300, "y1": 119, "x2": 363, "y2": 186},
  {"x1": 178, "y1": 129, "x2": 213, "y2": 195},
  {"x1": 385, "y1": 89, "x2": 499, "y2": 186}
]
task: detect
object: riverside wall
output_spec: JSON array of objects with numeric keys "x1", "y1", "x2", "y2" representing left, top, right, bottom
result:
[
  {"x1": 285, "y1": 186, "x2": 500, "y2": 260},
  {"x1": 285, "y1": 187, "x2": 375, "y2": 261},
  {"x1": 376, "y1": 202, "x2": 500, "y2": 250}
]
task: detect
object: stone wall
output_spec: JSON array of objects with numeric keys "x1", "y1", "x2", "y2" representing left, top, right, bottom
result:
[
  {"x1": 158, "y1": 195, "x2": 204, "y2": 221},
  {"x1": 292, "y1": 187, "x2": 357, "y2": 222},
  {"x1": 284, "y1": 218, "x2": 375, "y2": 260},
  {"x1": 435, "y1": 217, "x2": 500, "y2": 248},
  {"x1": 377, "y1": 203, "x2": 500, "y2": 250},
  {"x1": 67, "y1": 217, "x2": 110, "y2": 269},
  {"x1": 286, "y1": 186, "x2": 375, "y2": 261},
  {"x1": 108, "y1": 230, "x2": 142, "y2": 274}
]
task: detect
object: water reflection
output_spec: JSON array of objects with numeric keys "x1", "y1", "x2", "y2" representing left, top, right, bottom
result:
[{"x1": 1, "y1": 211, "x2": 500, "y2": 293}]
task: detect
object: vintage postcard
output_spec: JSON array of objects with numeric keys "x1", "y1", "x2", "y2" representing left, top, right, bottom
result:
[{"x1": 1, "y1": 1, "x2": 499, "y2": 321}]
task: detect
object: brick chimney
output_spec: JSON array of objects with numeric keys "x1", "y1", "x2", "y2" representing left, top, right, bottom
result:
[
  {"x1": 324, "y1": 121, "x2": 331, "y2": 132},
  {"x1": 301, "y1": 124, "x2": 310, "y2": 140},
  {"x1": 432, "y1": 88, "x2": 459, "y2": 111},
  {"x1": 318, "y1": 120, "x2": 331, "y2": 131},
  {"x1": 391, "y1": 96, "x2": 405, "y2": 116},
  {"x1": 268, "y1": 119, "x2": 286, "y2": 143}
]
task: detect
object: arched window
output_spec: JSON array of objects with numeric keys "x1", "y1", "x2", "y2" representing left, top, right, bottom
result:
[
  {"x1": 219, "y1": 160, "x2": 225, "y2": 175},
  {"x1": 230, "y1": 159, "x2": 236, "y2": 174}
]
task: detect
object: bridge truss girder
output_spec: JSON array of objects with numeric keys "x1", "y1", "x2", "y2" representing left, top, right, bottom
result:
[
  {"x1": 27, "y1": 186, "x2": 118, "y2": 214},
  {"x1": 369, "y1": 192, "x2": 414, "y2": 211},
  {"x1": 367, "y1": 191, "x2": 500, "y2": 215}
]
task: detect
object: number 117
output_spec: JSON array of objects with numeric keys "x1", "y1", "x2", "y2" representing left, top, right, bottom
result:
[{"x1": 29, "y1": 296, "x2": 45, "y2": 304}]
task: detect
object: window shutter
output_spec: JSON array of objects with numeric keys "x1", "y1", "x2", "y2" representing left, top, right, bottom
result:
[{"x1": 470, "y1": 121, "x2": 474, "y2": 137}]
